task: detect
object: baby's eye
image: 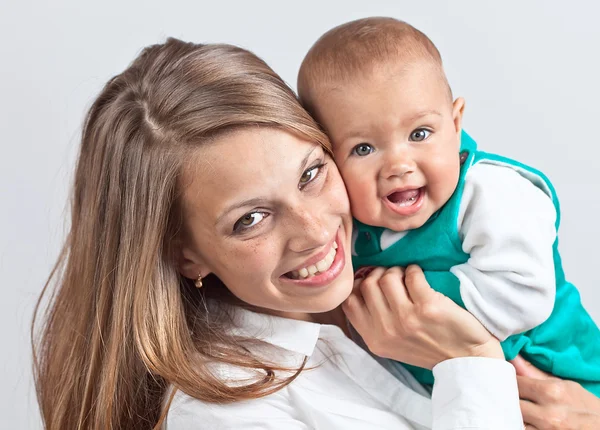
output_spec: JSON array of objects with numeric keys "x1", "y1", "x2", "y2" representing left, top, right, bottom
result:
[
  {"x1": 352, "y1": 143, "x2": 374, "y2": 156},
  {"x1": 409, "y1": 129, "x2": 431, "y2": 142},
  {"x1": 234, "y1": 212, "x2": 267, "y2": 232}
]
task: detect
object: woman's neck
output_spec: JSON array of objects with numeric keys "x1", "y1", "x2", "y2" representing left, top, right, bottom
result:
[
  {"x1": 250, "y1": 305, "x2": 350, "y2": 336},
  {"x1": 311, "y1": 306, "x2": 350, "y2": 336}
]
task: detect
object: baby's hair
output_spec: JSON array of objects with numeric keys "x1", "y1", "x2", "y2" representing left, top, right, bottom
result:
[{"x1": 298, "y1": 17, "x2": 452, "y2": 119}]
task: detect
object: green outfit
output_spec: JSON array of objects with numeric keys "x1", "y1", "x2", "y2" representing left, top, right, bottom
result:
[{"x1": 353, "y1": 131, "x2": 600, "y2": 395}]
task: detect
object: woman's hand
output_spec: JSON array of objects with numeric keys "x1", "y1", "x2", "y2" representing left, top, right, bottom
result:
[
  {"x1": 510, "y1": 355, "x2": 600, "y2": 430},
  {"x1": 342, "y1": 265, "x2": 503, "y2": 369}
]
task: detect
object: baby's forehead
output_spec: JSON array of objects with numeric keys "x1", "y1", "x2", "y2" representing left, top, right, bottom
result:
[
  {"x1": 313, "y1": 65, "x2": 452, "y2": 146},
  {"x1": 353, "y1": 57, "x2": 444, "y2": 86},
  {"x1": 317, "y1": 60, "x2": 451, "y2": 110}
]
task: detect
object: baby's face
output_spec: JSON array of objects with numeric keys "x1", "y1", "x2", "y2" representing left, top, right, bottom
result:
[{"x1": 315, "y1": 61, "x2": 464, "y2": 231}]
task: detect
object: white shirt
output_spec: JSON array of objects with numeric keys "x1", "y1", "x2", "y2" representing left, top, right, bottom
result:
[
  {"x1": 165, "y1": 307, "x2": 523, "y2": 429},
  {"x1": 376, "y1": 163, "x2": 558, "y2": 341}
]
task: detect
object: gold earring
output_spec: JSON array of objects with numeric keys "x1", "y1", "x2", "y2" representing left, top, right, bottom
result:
[{"x1": 194, "y1": 273, "x2": 203, "y2": 289}]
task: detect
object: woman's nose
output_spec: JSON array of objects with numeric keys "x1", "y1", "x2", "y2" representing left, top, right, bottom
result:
[{"x1": 286, "y1": 206, "x2": 332, "y2": 254}]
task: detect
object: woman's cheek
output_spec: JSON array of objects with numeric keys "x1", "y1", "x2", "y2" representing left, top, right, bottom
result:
[{"x1": 328, "y1": 167, "x2": 352, "y2": 213}]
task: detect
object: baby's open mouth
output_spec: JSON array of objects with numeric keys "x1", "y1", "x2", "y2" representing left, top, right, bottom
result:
[{"x1": 386, "y1": 187, "x2": 423, "y2": 206}]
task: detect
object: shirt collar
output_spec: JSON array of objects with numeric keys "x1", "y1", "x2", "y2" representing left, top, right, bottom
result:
[{"x1": 228, "y1": 306, "x2": 323, "y2": 357}]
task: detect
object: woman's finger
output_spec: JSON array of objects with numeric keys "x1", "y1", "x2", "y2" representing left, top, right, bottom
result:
[
  {"x1": 353, "y1": 266, "x2": 376, "y2": 281},
  {"x1": 520, "y1": 399, "x2": 544, "y2": 430},
  {"x1": 342, "y1": 290, "x2": 368, "y2": 328},
  {"x1": 402, "y1": 265, "x2": 434, "y2": 304},
  {"x1": 516, "y1": 375, "x2": 568, "y2": 405},
  {"x1": 511, "y1": 355, "x2": 553, "y2": 380},
  {"x1": 361, "y1": 266, "x2": 387, "y2": 281},
  {"x1": 378, "y1": 266, "x2": 411, "y2": 311},
  {"x1": 520, "y1": 398, "x2": 593, "y2": 430},
  {"x1": 516, "y1": 376, "x2": 544, "y2": 403},
  {"x1": 360, "y1": 268, "x2": 391, "y2": 316}
]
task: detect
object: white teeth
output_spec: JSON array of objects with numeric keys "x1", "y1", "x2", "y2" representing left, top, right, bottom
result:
[
  {"x1": 316, "y1": 260, "x2": 328, "y2": 272},
  {"x1": 289, "y1": 242, "x2": 338, "y2": 280},
  {"x1": 398, "y1": 196, "x2": 417, "y2": 207}
]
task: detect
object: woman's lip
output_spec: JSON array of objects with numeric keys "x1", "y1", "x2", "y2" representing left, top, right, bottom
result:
[
  {"x1": 383, "y1": 187, "x2": 425, "y2": 217},
  {"x1": 280, "y1": 229, "x2": 346, "y2": 287},
  {"x1": 287, "y1": 235, "x2": 338, "y2": 273}
]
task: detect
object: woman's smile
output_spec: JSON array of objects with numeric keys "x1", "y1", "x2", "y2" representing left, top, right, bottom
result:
[{"x1": 280, "y1": 227, "x2": 346, "y2": 287}]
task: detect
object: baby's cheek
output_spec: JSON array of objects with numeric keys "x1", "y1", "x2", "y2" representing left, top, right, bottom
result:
[
  {"x1": 427, "y1": 168, "x2": 460, "y2": 207},
  {"x1": 345, "y1": 180, "x2": 368, "y2": 207},
  {"x1": 348, "y1": 188, "x2": 378, "y2": 224}
]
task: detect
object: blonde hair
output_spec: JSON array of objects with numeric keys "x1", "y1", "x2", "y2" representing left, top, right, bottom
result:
[
  {"x1": 32, "y1": 38, "x2": 331, "y2": 430},
  {"x1": 298, "y1": 17, "x2": 451, "y2": 120}
]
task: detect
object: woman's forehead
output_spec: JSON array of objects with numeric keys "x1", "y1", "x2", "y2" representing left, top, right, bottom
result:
[{"x1": 182, "y1": 128, "x2": 320, "y2": 217}]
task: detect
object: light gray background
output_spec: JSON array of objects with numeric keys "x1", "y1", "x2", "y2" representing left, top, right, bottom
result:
[{"x1": 1, "y1": 0, "x2": 598, "y2": 427}]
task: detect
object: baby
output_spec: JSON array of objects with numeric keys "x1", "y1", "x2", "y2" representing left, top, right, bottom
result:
[{"x1": 298, "y1": 17, "x2": 600, "y2": 394}]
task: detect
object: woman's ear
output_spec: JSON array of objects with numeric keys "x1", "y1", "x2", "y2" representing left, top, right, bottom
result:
[
  {"x1": 452, "y1": 97, "x2": 465, "y2": 134},
  {"x1": 177, "y1": 244, "x2": 212, "y2": 280}
]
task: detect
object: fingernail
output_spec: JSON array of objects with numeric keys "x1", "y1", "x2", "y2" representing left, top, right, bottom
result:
[{"x1": 354, "y1": 266, "x2": 375, "y2": 280}]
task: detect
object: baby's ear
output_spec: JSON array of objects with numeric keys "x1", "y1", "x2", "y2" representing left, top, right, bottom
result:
[{"x1": 452, "y1": 97, "x2": 465, "y2": 134}]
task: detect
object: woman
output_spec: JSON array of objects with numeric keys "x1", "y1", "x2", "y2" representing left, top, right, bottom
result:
[{"x1": 32, "y1": 38, "x2": 600, "y2": 429}]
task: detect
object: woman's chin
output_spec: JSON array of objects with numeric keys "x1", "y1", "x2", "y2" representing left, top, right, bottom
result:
[
  {"x1": 279, "y1": 274, "x2": 355, "y2": 317},
  {"x1": 308, "y1": 271, "x2": 355, "y2": 313}
]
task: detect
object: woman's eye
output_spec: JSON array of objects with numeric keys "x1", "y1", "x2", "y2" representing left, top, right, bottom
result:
[
  {"x1": 299, "y1": 165, "x2": 321, "y2": 186},
  {"x1": 352, "y1": 143, "x2": 374, "y2": 156},
  {"x1": 410, "y1": 129, "x2": 431, "y2": 142},
  {"x1": 234, "y1": 212, "x2": 267, "y2": 232}
]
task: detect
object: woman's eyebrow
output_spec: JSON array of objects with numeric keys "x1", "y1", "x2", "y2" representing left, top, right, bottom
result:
[
  {"x1": 298, "y1": 146, "x2": 318, "y2": 176},
  {"x1": 216, "y1": 146, "x2": 318, "y2": 225},
  {"x1": 216, "y1": 197, "x2": 269, "y2": 225}
]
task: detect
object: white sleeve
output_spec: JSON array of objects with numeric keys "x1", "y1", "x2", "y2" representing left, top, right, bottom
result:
[
  {"x1": 165, "y1": 389, "x2": 310, "y2": 430},
  {"x1": 450, "y1": 163, "x2": 557, "y2": 341},
  {"x1": 432, "y1": 357, "x2": 523, "y2": 429}
]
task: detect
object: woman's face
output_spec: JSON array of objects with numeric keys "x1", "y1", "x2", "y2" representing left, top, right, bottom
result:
[{"x1": 179, "y1": 128, "x2": 354, "y2": 319}]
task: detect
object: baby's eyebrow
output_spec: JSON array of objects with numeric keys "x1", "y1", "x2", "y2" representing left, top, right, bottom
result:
[
  {"x1": 402, "y1": 110, "x2": 442, "y2": 124},
  {"x1": 337, "y1": 129, "x2": 371, "y2": 144},
  {"x1": 337, "y1": 110, "x2": 442, "y2": 144}
]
